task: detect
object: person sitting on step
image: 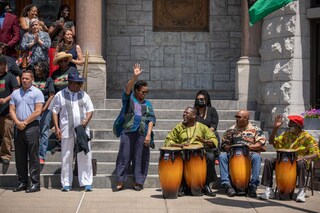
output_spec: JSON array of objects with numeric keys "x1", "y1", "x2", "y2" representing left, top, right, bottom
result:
[{"x1": 259, "y1": 114, "x2": 319, "y2": 202}]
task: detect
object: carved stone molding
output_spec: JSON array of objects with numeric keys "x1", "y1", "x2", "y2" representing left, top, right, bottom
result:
[{"x1": 153, "y1": 0, "x2": 209, "y2": 32}]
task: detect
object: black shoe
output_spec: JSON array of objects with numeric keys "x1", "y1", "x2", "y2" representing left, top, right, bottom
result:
[
  {"x1": 133, "y1": 184, "x2": 143, "y2": 191},
  {"x1": 26, "y1": 185, "x2": 40, "y2": 193},
  {"x1": 248, "y1": 185, "x2": 257, "y2": 197},
  {"x1": 225, "y1": 185, "x2": 236, "y2": 197},
  {"x1": 13, "y1": 184, "x2": 27, "y2": 192},
  {"x1": 178, "y1": 186, "x2": 185, "y2": 197},
  {"x1": 204, "y1": 185, "x2": 216, "y2": 197}
]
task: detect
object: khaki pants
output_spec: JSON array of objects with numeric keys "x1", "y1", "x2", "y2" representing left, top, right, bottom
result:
[{"x1": 0, "y1": 115, "x2": 14, "y2": 160}]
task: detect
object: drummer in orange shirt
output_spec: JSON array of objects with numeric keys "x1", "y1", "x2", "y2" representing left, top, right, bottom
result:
[{"x1": 260, "y1": 115, "x2": 319, "y2": 202}]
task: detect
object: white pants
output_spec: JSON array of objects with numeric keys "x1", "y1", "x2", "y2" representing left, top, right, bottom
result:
[{"x1": 61, "y1": 137, "x2": 93, "y2": 187}]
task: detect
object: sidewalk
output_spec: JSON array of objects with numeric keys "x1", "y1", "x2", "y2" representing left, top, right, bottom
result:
[{"x1": 0, "y1": 188, "x2": 319, "y2": 213}]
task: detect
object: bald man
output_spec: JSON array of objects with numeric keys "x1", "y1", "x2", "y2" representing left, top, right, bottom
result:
[{"x1": 219, "y1": 110, "x2": 266, "y2": 197}]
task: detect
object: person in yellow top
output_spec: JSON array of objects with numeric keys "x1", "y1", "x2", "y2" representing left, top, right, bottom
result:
[
  {"x1": 260, "y1": 115, "x2": 320, "y2": 202},
  {"x1": 164, "y1": 107, "x2": 218, "y2": 197}
]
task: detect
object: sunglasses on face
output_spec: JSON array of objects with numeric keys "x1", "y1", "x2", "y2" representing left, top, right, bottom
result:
[
  {"x1": 60, "y1": 58, "x2": 69, "y2": 63},
  {"x1": 197, "y1": 98, "x2": 205, "y2": 101},
  {"x1": 138, "y1": 90, "x2": 148, "y2": 95}
]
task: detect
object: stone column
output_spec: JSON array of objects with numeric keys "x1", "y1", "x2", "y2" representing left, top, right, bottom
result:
[
  {"x1": 235, "y1": 0, "x2": 262, "y2": 110},
  {"x1": 76, "y1": 0, "x2": 106, "y2": 108}
]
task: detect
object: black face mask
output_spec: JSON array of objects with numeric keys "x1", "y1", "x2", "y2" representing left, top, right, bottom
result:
[{"x1": 195, "y1": 99, "x2": 206, "y2": 107}]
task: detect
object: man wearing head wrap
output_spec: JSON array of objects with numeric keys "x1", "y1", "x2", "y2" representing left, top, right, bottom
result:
[{"x1": 259, "y1": 115, "x2": 320, "y2": 202}]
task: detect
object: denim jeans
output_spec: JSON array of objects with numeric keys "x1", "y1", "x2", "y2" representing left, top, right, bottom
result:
[
  {"x1": 39, "y1": 110, "x2": 52, "y2": 160},
  {"x1": 219, "y1": 151, "x2": 261, "y2": 187}
]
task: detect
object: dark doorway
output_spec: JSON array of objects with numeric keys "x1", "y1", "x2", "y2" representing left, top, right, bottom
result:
[
  {"x1": 8, "y1": 0, "x2": 75, "y2": 25},
  {"x1": 310, "y1": 19, "x2": 320, "y2": 107}
]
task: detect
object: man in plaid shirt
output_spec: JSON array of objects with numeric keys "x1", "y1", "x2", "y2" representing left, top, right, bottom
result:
[{"x1": 260, "y1": 115, "x2": 320, "y2": 202}]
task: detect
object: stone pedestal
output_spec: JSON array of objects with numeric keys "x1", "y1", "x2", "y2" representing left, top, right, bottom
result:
[
  {"x1": 235, "y1": 56, "x2": 260, "y2": 110},
  {"x1": 76, "y1": 0, "x2": 106, "y2": 105}
]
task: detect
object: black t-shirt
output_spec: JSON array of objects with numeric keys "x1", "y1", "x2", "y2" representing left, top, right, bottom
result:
[
  {"x1": 51, "y1": 66, "x2": 78, "y2": 93},
  {"x1": 0, "y1": 72, "x2": 19, "y2": 116},
  {"x1": 5, "y1": 55, "x2": 22, "y2": 76},
  {"x1": 33, "y1": 77, "x2": 55, "y2": 101},
  {"x1": 196, "y1": 106, "x2": 219, "y2": 130}
]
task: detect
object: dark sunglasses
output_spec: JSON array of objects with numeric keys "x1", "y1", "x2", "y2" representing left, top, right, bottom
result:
[{"x1": 138, "y1": 90, "x2": 148, "y2": 95}]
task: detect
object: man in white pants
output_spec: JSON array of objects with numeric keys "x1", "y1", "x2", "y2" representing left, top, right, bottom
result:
[{"x1": 50, "y1": 72, "x2": 94, "y2": 192}]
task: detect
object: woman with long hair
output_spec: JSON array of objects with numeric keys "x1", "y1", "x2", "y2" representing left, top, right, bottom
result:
[{"x1": 56, "y1": 29, "x2": 83, "y2": 67}]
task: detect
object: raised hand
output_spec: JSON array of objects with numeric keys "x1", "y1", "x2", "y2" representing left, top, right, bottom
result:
[
  {"x1": 133, "y1": 63, "x2": 143, "y2": 77},
  {"x1": 273, "y1": 114, "x2": 283, "y2": 128}
]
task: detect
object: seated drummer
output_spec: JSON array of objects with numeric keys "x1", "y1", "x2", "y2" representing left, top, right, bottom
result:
[
  {"x1": 219, "y1": 110, "x2": 266, "y2": 197},
  {"x1": 260, "y1": 115, "x2": 319, "y2": 202},
  {"x1": 164, "y1": 107, "x2": 218, "y2": 197}
]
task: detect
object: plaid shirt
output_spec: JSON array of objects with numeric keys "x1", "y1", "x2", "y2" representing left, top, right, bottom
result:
[
  {"x1": 221, "y1": 122, "x2": 266, "y2": 152},
  {"x1": 274, "y1": 131, "x2": 320, "y2": 158}
]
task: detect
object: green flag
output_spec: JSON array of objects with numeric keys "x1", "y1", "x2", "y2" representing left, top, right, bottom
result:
[{"x1": 249, "y1": 0, "x2": 294, "y2": 25}]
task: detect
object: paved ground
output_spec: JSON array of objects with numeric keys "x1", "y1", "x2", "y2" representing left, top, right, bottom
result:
[{"x1": 0, "y1": 188, "x2": 319, "y2": 213}]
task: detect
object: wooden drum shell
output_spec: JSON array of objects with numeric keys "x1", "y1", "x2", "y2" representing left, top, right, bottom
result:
[
  {"x1": 229, "y1": 144, "x2": 251, "y2": 194},
  {"x1": 158, "y1": 147, "x2": 183, "y2": 199},
  {"x1": 183, "y1": 145, "x2": 207, "y2": 195},
  {"x1": 275, "y1": 149, "x2": 297, "y2": 199}
]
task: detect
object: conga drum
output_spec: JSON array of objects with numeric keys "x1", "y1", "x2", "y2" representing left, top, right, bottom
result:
[
  {"x1": 229, "y1": 144, "x2": 251, "y2": 195},
  {"x1": 183, "y1": 144, "x2": 207, "y2": 196},
  {"x1": 275, "y1": 149, "x2": 297, "y2": 200},
  {"x1": 158, "y1": 147, "x2": 183, "y2": 199}
]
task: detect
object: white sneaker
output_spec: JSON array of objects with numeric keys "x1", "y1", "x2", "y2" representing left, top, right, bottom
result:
[
  {"x1": 259, "y1": 187, "x2": 275, "y2": 200},
  {"x1": 296, "y1": 188, "x2": 306, "y2": 202}
]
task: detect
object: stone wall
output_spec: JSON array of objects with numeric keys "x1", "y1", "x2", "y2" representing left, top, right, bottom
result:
[
  {"x1": 258, "y1": 1, "x2": 311, "y2": 129},
  {"x1": 105, "y1": 0, "x2": 241, "y2": 99}
]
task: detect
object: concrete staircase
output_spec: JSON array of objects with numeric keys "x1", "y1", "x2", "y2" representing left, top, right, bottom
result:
[{"x1": 0, "y1": 99, "x2": 278, "y2": 189}]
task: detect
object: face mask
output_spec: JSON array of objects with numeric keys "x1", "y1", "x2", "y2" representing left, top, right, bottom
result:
[{"x1": 196, "y1": 99, "x2": 205, "y2": 107}]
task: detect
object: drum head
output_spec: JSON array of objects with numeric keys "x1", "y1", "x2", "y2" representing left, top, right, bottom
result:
[
  {"x1": 182, "y1": 144, "x2": 204, "y2": 150},
  {"x1": 277, "y1": 149, "x2": 297, "y2": 153},
  {"x1": 160, "y1": 146, "x2": 182, "y2": 151},
  {"x1": 231, "y1": 144, "x2": 249, "y2": 148}
]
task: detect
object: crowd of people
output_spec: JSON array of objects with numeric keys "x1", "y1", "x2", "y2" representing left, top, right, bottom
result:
[
  {"x1": 0, "y1": 1, "x2": 319, "y2": 204},
  {"x1": 0, "y1": 1, "x2": 91, "y2": 193}
]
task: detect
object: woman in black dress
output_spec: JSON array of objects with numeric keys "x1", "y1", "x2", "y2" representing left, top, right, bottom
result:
[{"x1": 194, "y1": 89, "x2": 220, "y2": 193}]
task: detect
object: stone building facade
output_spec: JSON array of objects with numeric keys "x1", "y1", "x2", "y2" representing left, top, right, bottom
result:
[
  {"x1": 105, "y1": 0, "x2": 242, "y2": 99},
  {"x1": 75, "y1": 0, "x2": 319, "y2": 129}
]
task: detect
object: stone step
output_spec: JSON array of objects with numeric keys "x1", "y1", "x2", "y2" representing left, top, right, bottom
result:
[
  {"x1": 90, "y1": 140, "x2": 276, "y2": 152},
  {"x1": 89, "y1": 119, "x2": 261, "y2": 130},
  {"x1": 93, "y1": 109, "x2": 258, "y2": 120},
  {"x1": 8, "y1": 150, "x2": 277, "y2": 165},
  {"x1": 103, "y1": 99, "x2": 242, "y2": 110},
  {"x1": 91, "y1": 129, "x2": 269, "y2": 141},
  {"x1": 0, "y1": 174, "x2": 161, "y2": 189},
  {"x1": 0, "y1": 161, "x2": 272, "y2": 179}
]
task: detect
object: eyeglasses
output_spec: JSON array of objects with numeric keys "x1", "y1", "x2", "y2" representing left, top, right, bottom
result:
[
  {"x1": 197, "y1": 98, "x2": 205, "y2": 101},
  {"x1": 59, "y1": 58, "x2": 69, "y2": 63},
  {"x1": 234, "y1": 115, "x2": 242, "y2": 119},
  {"x1": 138, "y1": 90, "x2": 148, "y2": 95}
]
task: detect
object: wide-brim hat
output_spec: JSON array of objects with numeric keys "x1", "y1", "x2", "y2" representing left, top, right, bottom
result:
[
  {"x1": 53, "y1": 52, "x2": 72, "y2": 65},
  {"x1": 288, "y1": 115, "x2": 304, "y2": 127},
  {"x1": 68, "y1": 72, "x2": 85, "y2": 83}
]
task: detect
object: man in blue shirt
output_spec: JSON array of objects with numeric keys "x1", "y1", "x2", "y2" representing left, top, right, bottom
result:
[{"x1": 10, "y1": 70, "x2": 44, "y2": 193}]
